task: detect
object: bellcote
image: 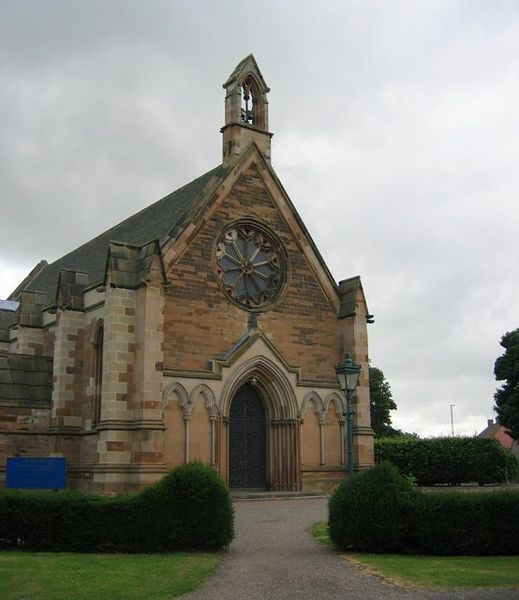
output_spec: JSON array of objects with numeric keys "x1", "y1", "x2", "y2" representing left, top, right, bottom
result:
[{"x1": 221, "y1": 55, "x2": 273, "y2": 164}]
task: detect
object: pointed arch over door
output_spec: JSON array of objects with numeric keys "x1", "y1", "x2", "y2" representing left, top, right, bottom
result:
[
  {"x1": 229, "y1": 383, "x2": 266, "y2": 489},
  {"x1": 220, "y1": 355, "x2": 301, "y2": 491}
]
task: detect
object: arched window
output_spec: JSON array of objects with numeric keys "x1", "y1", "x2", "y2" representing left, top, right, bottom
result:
[
  {"x1": 214, "y1": 221, "x2": 288, "y2": 311},
  {"x1": 240, "y1": 76, "x2": 265, "y2": 129},
  {"x1": 241, "y1": 78, "x2": 255, "y2": 124},
  {"x1": 93, "y1": 321, "x2": 104, "y2": 424}
]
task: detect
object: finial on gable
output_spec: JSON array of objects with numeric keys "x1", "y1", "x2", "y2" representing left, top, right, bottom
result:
[{"x1": 221, "y1": 55, "x2": 273, "y2": 164}]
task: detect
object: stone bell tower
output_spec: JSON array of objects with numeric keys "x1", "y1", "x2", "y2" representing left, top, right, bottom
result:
[{"x1": 221, "y1": 54, "x2": 273, "y2": 164}]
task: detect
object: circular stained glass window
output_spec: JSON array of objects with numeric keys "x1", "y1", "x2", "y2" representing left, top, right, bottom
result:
[{"x1": 215, "y1": 223, "x2": 287, "y2": 310}]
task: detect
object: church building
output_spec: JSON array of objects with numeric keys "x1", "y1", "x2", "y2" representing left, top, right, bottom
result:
[{"x1": 0, "y1": 56, "x2": 374, "y2": 493}]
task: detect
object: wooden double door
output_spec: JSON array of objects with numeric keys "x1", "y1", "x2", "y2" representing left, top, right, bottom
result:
[{"x1": 229, "y1": 383, "x2": 266, "y2": 489}]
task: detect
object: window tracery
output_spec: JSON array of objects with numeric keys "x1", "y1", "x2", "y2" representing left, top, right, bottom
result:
[{"x1": 215, "y1": 223, "x2": 286, "y2": 310}]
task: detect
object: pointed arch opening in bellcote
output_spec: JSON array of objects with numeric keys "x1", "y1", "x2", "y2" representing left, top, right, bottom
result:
[{"x1": 222, "y1": 54, "x2": 272, "y2": 164}]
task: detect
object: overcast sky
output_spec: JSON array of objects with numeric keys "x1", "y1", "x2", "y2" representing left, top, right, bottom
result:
[{"x1": 1, "y1": 1, "x2": 518, "y2": 437}]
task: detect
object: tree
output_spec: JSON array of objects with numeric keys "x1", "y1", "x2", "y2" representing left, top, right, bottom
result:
[
  {"x1": 494, "y1": 328, "x2": 519, "y2": 441},
  {"x1": 369, "y1": 365, "x2": 398, "y2": 438}
]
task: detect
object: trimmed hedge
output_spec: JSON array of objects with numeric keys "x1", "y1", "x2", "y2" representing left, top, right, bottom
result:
[
  {"x1": 0, "y1": 462, "x2": 234, "y2": 552},
  {"x1": 375, "y1": 436, "x2": 518, "y2": 485},
  {"x1": 328, "y1": 463, "x2": 519, "y2": 555},
  {"x1": 412, "y1": 489, "x2": 519, "y2": 555}
]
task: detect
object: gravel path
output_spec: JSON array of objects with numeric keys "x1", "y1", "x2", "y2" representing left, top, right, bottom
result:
[{"x1": 183, "y1": 497, "x2": 518, "y2": 600}]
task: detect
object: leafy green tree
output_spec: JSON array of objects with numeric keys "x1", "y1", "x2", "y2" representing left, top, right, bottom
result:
[
  {"x1": 369, "y1": 365, "x2": 398, "y2": 438},
  {"x1": 494, "y1": 328, "x2": 519, "y2": 441}
]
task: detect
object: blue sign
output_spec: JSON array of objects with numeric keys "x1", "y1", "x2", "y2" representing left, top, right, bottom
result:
[{"x1": 6, "y1": 457, "x2": 66, "y2": 490}]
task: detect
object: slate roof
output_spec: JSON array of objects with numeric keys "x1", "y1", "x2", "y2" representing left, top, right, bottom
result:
[
  {"x1": 10, "y1": 143, "x2": 364, "y2": 319},
  {"x1": 0, "y1": 353, "x2": 53, "y2": 405},
  {"x1": 18, "y1": 165, "x2": 229, "y2": 301},
  {"x1": 0, "y1": 301, "x2": 19, "y2": 311},
  {"x1": 0, "y1": 305, "x2": 18, "y2": 343}
]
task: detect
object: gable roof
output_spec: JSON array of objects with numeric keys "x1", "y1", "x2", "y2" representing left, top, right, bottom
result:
[
  {"x1": 478, "y1": 419, "x2": 515, "y2": 450},
  {"x1": 223, "y1": 53, "x2": 270, "y2": 91},
  {"x1": 17, "y1": 165, "x2": 230, "y2": 300},
  {"x1": 12, "y1": 141, "x2": 365, "y2": 318},
  {"x1": 8, "y1": 261, "x2": 48, "y2": 301},
  {"x1": 155, "y1": 143, "x2": 344, "y2": 312}
]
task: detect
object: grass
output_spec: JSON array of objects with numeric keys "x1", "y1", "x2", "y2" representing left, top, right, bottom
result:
[
  {"x1": 311, "y1": 522, "x2": 519, "y2": 589},
  {"x1": 310, "y1": 521, "x2": 331, "y2": 546},
  {"x1": 0, "y1": 550, "x2": 219, "y2": 600}
]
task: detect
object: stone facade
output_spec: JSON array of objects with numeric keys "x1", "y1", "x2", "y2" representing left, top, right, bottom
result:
[{"x1": 0, "y1": 55, "x2": 374, "y2": 493}]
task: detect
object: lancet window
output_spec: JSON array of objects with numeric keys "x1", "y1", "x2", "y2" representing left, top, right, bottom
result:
[{"x1": 93, "y1": 322, "x2": 104, "y2": 424}]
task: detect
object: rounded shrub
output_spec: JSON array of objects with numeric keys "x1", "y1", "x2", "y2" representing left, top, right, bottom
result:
[
  {"x1": 328, "y1": 462, "x2": 416, "y2": 552},
  {"x1": 137, "y1": 462, "x2": 234, "y2": 551}
]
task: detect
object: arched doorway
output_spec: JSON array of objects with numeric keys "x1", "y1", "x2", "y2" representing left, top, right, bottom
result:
[{"x1": 229, "y1": 383, "x2": 266, "y2": 489}]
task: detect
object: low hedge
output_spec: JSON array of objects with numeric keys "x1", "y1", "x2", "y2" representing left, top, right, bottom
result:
[
  {"x1": 329, "y1": 463, "x2": 519, "y2": 555},
  {"x1": 375, "y1": 436, "x2": 518, "y2": 485},
  {"x1": 412, "y1": 489, "x2": 519, "y2": 555},
  {"x1": 0, "y1": 462, "x2": 234, "y2": 552}
]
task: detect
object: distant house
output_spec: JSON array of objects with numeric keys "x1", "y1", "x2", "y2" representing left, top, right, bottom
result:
[{"x1": 478, "y1": 419, "x2": 519, "y2": 458}]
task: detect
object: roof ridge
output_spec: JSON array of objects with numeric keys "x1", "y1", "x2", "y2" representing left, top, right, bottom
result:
[
  {"x1": 23, "y1": 165, "x2": 225, "y2": 297},
  {"x1": 49, "y1": 166, "x2": 222, "y2": 267}
]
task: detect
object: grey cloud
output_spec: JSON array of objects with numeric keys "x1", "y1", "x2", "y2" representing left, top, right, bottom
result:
[{"x1": 1, "y1": 0, "x2": 518, "y2": 437}]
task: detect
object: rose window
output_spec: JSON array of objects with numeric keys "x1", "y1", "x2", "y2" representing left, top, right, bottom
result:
[{"x1": 215, "y1": 224, "x2": 286, "y2": 310}]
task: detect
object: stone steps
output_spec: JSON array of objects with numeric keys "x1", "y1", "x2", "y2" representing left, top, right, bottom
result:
[{"x1": 231, "y1": 490, "x2": 328, "y2": 501}]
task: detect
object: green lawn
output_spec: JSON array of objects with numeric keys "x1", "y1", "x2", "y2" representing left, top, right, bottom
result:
[
  {"x1": 311, "y1": 522, "x2": 519, "y2": 589},
  {"x1": 0, "y1": 551, "x2": 219, "y2": 600}
]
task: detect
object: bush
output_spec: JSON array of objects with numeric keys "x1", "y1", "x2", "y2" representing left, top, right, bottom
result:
[
  {"x1": 0, "y1": 489, "x2": 112, "y2": 551},
  {"x1": 412, "y1": 489, "x2": 519, "y2": 555},
  {"x1": 328, "y1": 462, "x2": 416, "y2": 552},
  {"x1": 136, "y1": 462, "x2": 234, "y2": 551},
  {"x1": 375, "y1": 436, "x2": 518, "y2": 485},
  {"x1": 328, "y1": 464, "x2": 519, "y2": 555},
  {"x1": 0, "y1": 462, "x2": 233, "y2": 552}
]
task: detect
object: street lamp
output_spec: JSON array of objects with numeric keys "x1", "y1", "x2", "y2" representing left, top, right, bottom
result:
[
  {"x1": 450, "y1": 404, "x2": 455, "y2": 437},
  {"x1": 335, "y1": 353, "x2": 361, "y2": 477}
]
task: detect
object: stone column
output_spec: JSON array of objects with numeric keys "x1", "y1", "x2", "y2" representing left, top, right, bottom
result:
[
  {"x1": 94, "y1": 285, "x2": 135, "y2": 493},
  {"x1": 131, "y1": 284, "x2": 166, "y2": 483},
  {"x1": 337, "y1": 277, "x2": 374, "y2": 472},
  {"x1": 50, "y1": 308, "x2": 84, "y2": 432},
  {"x1": 339, "y1": 313, "x2": 374, "y2": 471},
  {"x1": 270, "y1": 420, "x2": 299, "y2": 491},
  {"x1": 134, "y1": 285, "x2": 164, "y2": 421},
  {"x1": 319, "y1": 414, "x2": 326, "y2": 466}
]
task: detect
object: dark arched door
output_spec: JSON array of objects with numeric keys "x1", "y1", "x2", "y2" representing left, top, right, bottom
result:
[{"x1": 229, "y1": 383, "x2": 266, "y2": 489}]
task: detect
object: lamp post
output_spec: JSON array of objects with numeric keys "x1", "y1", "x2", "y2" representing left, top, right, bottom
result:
[
  {"x1": 450, "y1": 404, "x2": 455, "y2": 437},
  {"x1": 335, "y1": 353, "x2": 361, "y2": 477}
]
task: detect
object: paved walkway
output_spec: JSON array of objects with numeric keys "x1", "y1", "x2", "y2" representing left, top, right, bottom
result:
[{"x1": 184, "y1": 497, "x2": 518, "y2": 600}]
